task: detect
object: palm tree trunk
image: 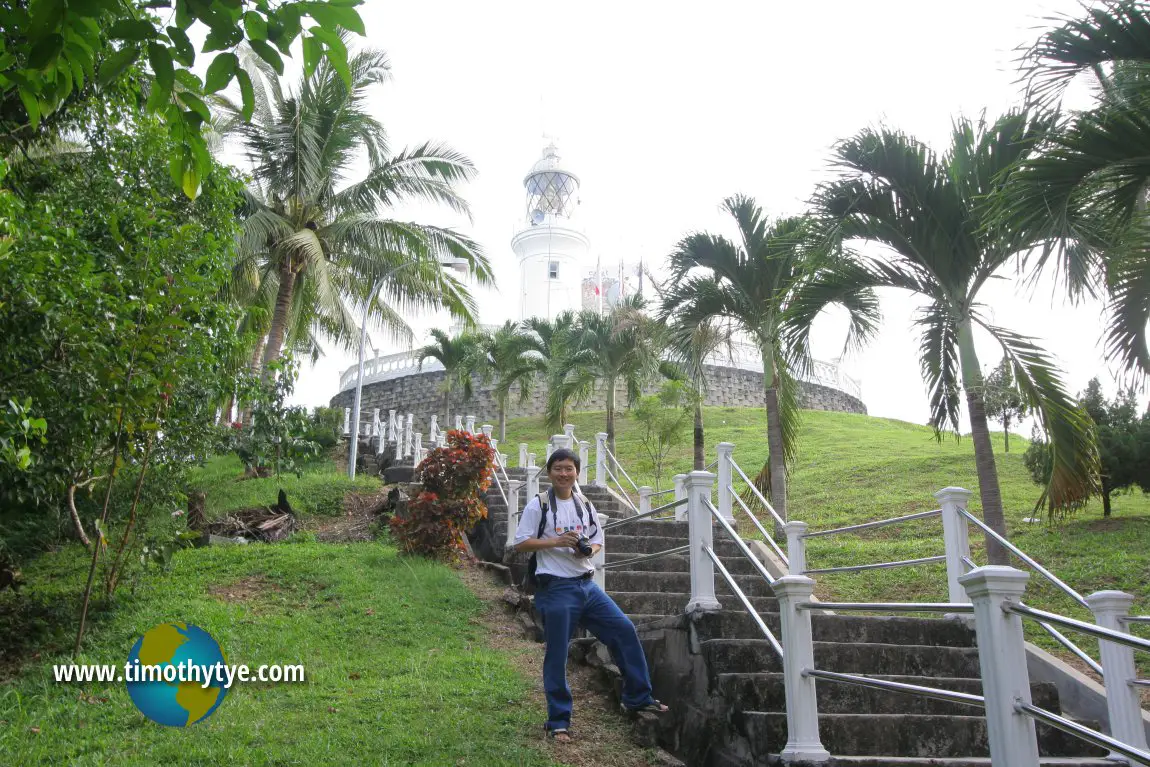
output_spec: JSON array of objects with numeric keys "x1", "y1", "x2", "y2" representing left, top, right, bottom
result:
[
  {"x1": 958, "y1": 319, "x2": 1009, "y2": 565},
  {"x1": 764, "y1": 384, "x2": 788, "y2": 523},
  {"x1": 606, "y1": 379, "x2": 617, "y2": 458},
  {"x1": 241, "y1": 335, "x2": 265, "y2": 426},
  {"x1": 1003, "y1": 413, "x2": 1011, "y2": 453},
  {"x1": 261, "y1": 260, "x2": 297, "y2": 376},
  {"x1": 1102, "y1": 484, "x2": 1112, "y2": 518},
  {"x1": 693, "y1": 400, "x2": 705, "y2": 471},
  {"x1": 499, "y1": 396, "x2": 507, "y2": 442}
]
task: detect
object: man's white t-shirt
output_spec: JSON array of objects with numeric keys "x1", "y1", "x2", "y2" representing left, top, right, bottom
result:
[{"x1": 513, "y1": 493, "x2": 604, "y2": 578}]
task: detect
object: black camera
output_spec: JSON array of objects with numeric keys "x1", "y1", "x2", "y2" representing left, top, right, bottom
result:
[{"x1": 575, "y1": 535, "x2": 593, "y2": 557}]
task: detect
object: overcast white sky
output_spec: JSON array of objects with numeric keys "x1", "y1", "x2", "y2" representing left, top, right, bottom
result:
[{"x1": 286, "y1": 0, "x2": 1134, "y2": 432}]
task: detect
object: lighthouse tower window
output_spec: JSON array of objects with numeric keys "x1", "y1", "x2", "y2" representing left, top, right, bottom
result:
[{"x1": 548, "y1": 261, "x2": 559, "y2": 279}]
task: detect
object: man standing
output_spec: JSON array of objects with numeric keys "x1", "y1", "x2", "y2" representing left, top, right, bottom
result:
[{"x1": 513, "y1": 448, "x2": 668, "y2": 742}]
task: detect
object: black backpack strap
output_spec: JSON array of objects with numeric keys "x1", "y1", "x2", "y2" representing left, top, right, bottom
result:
[
  {"x1": 572, "y1": 491, "x2": 598, "y2": 537},
  {"x1": 537, "y1": 491, "x2": 551, "y2": 539}
]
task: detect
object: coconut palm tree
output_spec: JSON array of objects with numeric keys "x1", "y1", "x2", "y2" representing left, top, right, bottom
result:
[
  {"x1": 217, "y1": 46, "x2": 492, "y2": 378},
  {"x1": 814, "y1": 112, "x2": 1098, "y2": 563},
  {"x1": 522, "y1": 311, "x2": 577, "y2": 424},
  {"x1": 1001, "y1": 0, "x2": 1150, "y2": 378},
  {"x1": 476, "y1": 321, "x2": 540, "y2": 441},
  {"x1": 658, "y1": 197, "x2": 880, "y2": 522},
  {"x1": 416, "y1": 329, "x2": 486, "y2": 426},
  {"x1": 663, "y1": 318, "x2": 733, "y2": 470},
  {"x1": 546, "y1": 297, "x2": 662, "y2": 456}
]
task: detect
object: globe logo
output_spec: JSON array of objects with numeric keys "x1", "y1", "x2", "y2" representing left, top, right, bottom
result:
[{"x1": 125, "y1": 623, "x2": 229, "y2": 726}]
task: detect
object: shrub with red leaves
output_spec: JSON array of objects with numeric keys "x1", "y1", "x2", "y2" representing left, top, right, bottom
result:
[{"x1": 390, "y1": 429, "x2": 494, "y2": 560}]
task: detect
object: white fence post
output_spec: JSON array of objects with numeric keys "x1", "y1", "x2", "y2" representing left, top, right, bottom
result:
[
  {"x1": 673, "y1": 474, "x2": 688, "y2": 521},
  {"x1": 937, "y1": 486, "x2": 973, "y2": 605},
  {"x1": 429, "y1": 414, "x2": 439, "y2": 444},
  {"x1": 785, "y1": 521, "x2": 808, "y2": 576},
  {"x1": 387, "y1": 410, "x2": 397, "y2": 443},
  {"x1": 414, "y1": 433, "x2": 423, "y2": 464},
  {"x1": 519, "y1": 443, "x2": 528, "y2": 468},
  {"x1": 394, "y1": 425, "x2": 404, "y2": 461},
  {"x1": 1086, "y1": 590, "x2": 1150, "y2": 759},
  {"x1": 438, "y1": 432, "x2": 447, "y2": 448},
  {"x1": 563, "y1": 423, "x2": 575, "y2": 448},
  {"x1": 686, "y1": 471, "x2": 721, "y2": 613},
  {"x1": 465, "y1": 415, "x2": 476, "y2": 434},
  {"x1": 343, "y1": 407, "x2": 350, "y2": 436},
  {"x1": 548, "y1": 433, "x2": 566, "y2": 458},
  {"x1": 454, "y1": 415, "x2": 463, "y2": 432},
  {"x1": 774, "y1": 574, "x2": 830, "y2": 764},
  {"x1": 593, "y1": 514, "x2": 609, "y2": 591},
  {"x1": 372, "y1": 407, "x2": 380, "y2": 436},
  {"x1": 594, "y1": 432, "x2": 607, "y2": 487},
  {"x1": 373, "y1": 409, "x2": 384, "y2": 455},
  {"x1": 959, "y1": 566, "x2": 1041, "y2": 767},
  {"x1": 404, "y1": 414, "x2": 414, "y2": 457},
  {"x1": 481, "y1": 424, "x2": 493, "y2": 438},
  {"x1": 716, "y1": 442, "x2": 735, "y2": 523},
  {"x1": 578, "y1": 440, "x2": 589, "y2": 484},
  {"x1": 639, "y1": 486, "x2": 653, "y2": 516},
  {"x1": 505, "y1": 480, "x2": 525, "y2": 553},
  {"x1": 526, "y1": 464, "x2": 541, "y2": 501}
]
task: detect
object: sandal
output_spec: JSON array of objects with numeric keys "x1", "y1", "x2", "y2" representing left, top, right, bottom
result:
[
  {"x1": 545, "y1": 726, "x2": 574, "y2": 743},
  {"x1": 623, "y1": 699, "x2": 669, "y2": 714}
]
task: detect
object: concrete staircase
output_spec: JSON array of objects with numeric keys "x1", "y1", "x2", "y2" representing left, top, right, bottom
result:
[{"x1": 478, "y1": 475, "x2": 1111, "y2": 766}]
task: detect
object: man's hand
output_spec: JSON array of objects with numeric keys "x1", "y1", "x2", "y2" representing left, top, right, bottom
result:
[{"x1": 553, "y1": 531, "x2": 582, "y2": 551}]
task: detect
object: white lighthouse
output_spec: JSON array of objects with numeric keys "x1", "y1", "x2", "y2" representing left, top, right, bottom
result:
[{"x1": 512, "y1": 142, "x2": 590, "y2": 321}]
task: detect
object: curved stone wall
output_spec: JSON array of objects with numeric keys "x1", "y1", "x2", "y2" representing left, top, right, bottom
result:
[{"x1": 328, "y1": 364, "x2": 866, "y2": 423}]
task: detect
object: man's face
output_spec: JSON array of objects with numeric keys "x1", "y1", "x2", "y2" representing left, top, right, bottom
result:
[{"x1": 548, "y1": 458, "x2": 578, "y2": 490}]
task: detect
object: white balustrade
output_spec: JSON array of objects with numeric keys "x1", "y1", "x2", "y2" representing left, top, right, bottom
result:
[
  {"x1": 959, "y1": 567, "x2": 1041, "y2": 767},
  {"x1": 685, "y1": 471, "x2": 721, "y2": 613},
  {"x1": 639, "y1": 486, "x2": 653, "y2": 516},
  {"x1": 1086, "y1": 590, "x2": 1150, "y2": 760},
  {"x1": 518, "y1": 443, "x2": 529, "y2": 468},
  {"x1": 716, "y1": 442, "x2": 735, "y2": 523},
  {"x1": 404, "y1": 414, "x2": 414, "y2": 457},
  {"x1": 481, "y1": 424, "x2": 493, "y2": 438},
  {"x1": 775, "y1": 574, "x2": 830, "y2": 764},
  {"x1": 785, "y1": 521, "x2": 808, "y2": 576},
  {"x1": 388, "y1": 410, "x2": 398, "y2": 443},
  {"x1": 465, "y1": 415, "x2": 476, "y2": 434},
  {"x1": 594, "y1": 432, "x2": 607, "y2": 487},
  {"x1": 937, "y1": 486, "x2": 973, "y2": 605},
  {"x1": 454, "y1": 415, "x2": 463, "y2": 431},
  {"x1": 578, "y1": 440, "x2": 589, "y2": 484},
  {"x1": 526, "y1": 464, "x2": 541, "y2": 500},
  {"x1": 414, "y1": 433, "x2": 423, "y2": 464},
  {"x1": 504, "y1": 479, "x2": 525, "y2": 552},
  {"x1": 429, "y1": 414, "x2": 439, "y2": 444}
]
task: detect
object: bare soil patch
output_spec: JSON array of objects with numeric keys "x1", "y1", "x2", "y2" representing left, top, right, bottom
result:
[
  {"x1": 456, "y1": 563, "x2": 675, "y2": 767},
  {"x1": 208, "y1": 575, "x2": 285, "y2": 604}
]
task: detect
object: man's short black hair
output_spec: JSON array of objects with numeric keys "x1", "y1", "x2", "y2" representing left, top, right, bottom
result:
[{"x1": 546, "y1": 447, "x2": 580, "y2": 471}]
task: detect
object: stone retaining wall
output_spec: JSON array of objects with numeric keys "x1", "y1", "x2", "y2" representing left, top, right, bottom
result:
[{"x1": 329, "y1": 365, "x2": 866, "y2": 423}]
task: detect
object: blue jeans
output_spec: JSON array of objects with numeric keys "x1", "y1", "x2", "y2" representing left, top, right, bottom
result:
[{"x1": 534, "y1": 574, "x2": 656, "y2": 731}]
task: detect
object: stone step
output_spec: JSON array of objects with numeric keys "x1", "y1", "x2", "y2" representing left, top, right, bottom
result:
[
  {"x1": 607, "y1": 553, "x2": 764, "y2": 575},
  {"x1": 604, "y1": 570, "x2": 775, "y2": 598},
  {"x1": 692, "y1": 611, "x2": 977, "y2": 647},
  {"x1": 826, "y1": 759, "x2": 1115, "y2": 767},
  {"x1": 604, "y1": 518, "x2": 691, "y2": 537},
  {"x1": 702, "y1": 640, "x2": 982, "y2": 677},
  {"x1": 716, "y1": 672, "x2": 1061, "y2": 715},
  {"x1": 741, "y1": 712, "x2": 1106, "y2": 758},
  {"x1": 607, "y1": 591, "x2": 777, "y2": 617},
  {"x1": 609, "y1": 534, "x2": 746, "y2": 556}
]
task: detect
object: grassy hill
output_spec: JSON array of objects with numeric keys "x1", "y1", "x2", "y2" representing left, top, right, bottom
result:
[{"x1": 503, "y1": 407, "x2": 1150, "y2": 675}]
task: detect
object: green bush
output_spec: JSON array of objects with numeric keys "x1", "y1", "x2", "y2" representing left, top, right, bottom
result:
[{"x1": 307, "y1": 407, "x2": 345, "y2": 448}]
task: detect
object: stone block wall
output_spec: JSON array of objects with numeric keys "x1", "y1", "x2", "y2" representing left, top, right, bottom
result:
[{"x1": 329, "y1": 364, "x2": 866, "y2": 426}]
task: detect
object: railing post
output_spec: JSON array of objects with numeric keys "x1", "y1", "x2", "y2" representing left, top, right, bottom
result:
[
  {"x1": 594, "y1": 432, "x2": 607, "y2": 487},
  {"x1": 465, "y1": 415, "x2": 476, "y2": 434},
  {"x1": 686, "y1": 471, "x2": 721, "y2": 613},
  {"x1": 959, "y1": 566, "x2": 1040, "y2": 767},
  {"x1": 438, "y1": 432, "x2": 447, "y2": 448},
  {"x1": 454, "y1": 415, "x2": 463, "y2": 432},
  {"x1": 404, "y1": 414, "x2": 414, "y2": 457},
  {"x1": 519, "y1": 443, "x2": 528, "y2": 468},
  {"x1": 548, "y1": 434, "x2": 566, "y2": 458},
  {"x1": 673, "y1": 474, "x2": 688, "y2": 521},
  {"x1": 563, "y1": 423, "x2": 575, "y2": 448},
  {"x1": 388, "y1": 410, "x2": 397, "y2": 443},
  {"x1": 505, "y1": 480, "x2": 525, "y2": 553},
  {"x1": 1086, "y1": 590, "x2": 1150, "y2": 759},
  {"x1": 414, "y1": 433, "x2": 423, "y2": 465},
  {"x1": 491, "y1": 438, "x2": 499, "y2": 457},
  {"x1": 578, "y1": 440, "x2": 589, "y2": 484},
  {"x1": 716, "y1": 442, "x2": 735, "y2": 524},
  {"x1": 481, "y1": 424, "x2": 493, "y2": 438},
  {"x1": 936, "y1": 486, "x2": 973, "y2": 605},
  {"x1": 394, "y1": 424, "x2": 404, "y2": 461},
  {"x1": 774, "y1": 574, "x2": 830, "y2": 764},
  {"x1": 374, "y1": 409, "x2": 384, "y2": 455},
  {"x1": 429, "y1": 414, "x2": 439, "y2": 444},
  {"x1": 593, "y1": 514, "x2": 609, "y2": 591},
  {"x1": 526, "y1": 464, "x2": 541, "y2": 501},
  {"x1": 785, "y1": 521, "x2": 808, "y2": 576},
  {"x1": 372, "y1": 407, "x2": 380, "y2": 437},
  {"x1": 639, "y1": 486, "x2": 653, "y2": 516},
  {"x1": 343, "y1": 407, "x2": 350, "y2": 436}
]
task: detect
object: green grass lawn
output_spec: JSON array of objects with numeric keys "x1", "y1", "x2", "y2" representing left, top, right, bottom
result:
[
  {"x1": 503, "y1": 407, "x2": 1150, "y2": 670},
  {"x1": 0, "y1": 541, "x2": 557, "y2": 766},
  {"x1": 189, "y1": 454, "x2": 380, "y2": 519}
]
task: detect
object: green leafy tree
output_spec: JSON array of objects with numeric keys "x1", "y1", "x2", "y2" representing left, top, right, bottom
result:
[
  {"x1": 217, "y1": 46, "x2": 492, "y2": 378},
  {"x1": 663, "y1": 318, "x2": 732, "y2": 470},
  {"x1": 1002, "y1": 0, "x2": 1150, "y2": 377},
  {"x1": 814, "y1": 112, "x2": 1098, "y2": 563},
  {"x1": 1, "y1": 0, "x2": 367, "y2": 197},
  {"x1": 982, "y1": 358, "x2": 1029, "y2": 453},
  {"x1": 476, "y1": 321, "x2": 540, "y2": 442},
  {"x1": 547, "y1": 296, "x2": 663, "y2": 457},
  {"x1": 417, "y1": 329, "x2": 486, "y2": 425},
  {"x1": 658, "y1": 197, "x2": 880, "y2": 522},
  {"x1": 1025, "y1": 378, "x2": 1147, "y2": 517},
  {"x1": 633, "y1": 380, "x2": 695, "y2": 489},
  {"x1": 522, "y1": 311, "x2": 577, "y2": 424}
]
